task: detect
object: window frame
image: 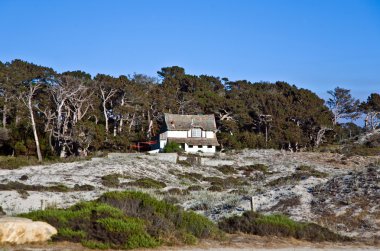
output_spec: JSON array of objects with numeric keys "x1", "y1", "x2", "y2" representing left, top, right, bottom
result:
[{"x1": 191, "y1": 128, "x2": 202, "y2": 138}]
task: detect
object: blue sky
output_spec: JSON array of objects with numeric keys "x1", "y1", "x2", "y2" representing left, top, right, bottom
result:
[{"x1": 1, "y1": 0, "x2": 379, "y2": 101}]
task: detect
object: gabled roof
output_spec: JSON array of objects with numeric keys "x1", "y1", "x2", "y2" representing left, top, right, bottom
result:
[{"x1": 164, "y1": 113, "x2": 217, "y2": 131}]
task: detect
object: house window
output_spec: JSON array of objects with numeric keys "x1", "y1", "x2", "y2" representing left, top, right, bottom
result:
[
  {"x1": 189, "y1": 145, "x2": 193, "y2": 148},
  {"x1": 198, "y1": 145, "x2": 202, "y2": 148},
  {"x1": 207, "y1": 145, "x2": 212, "y2": 148},
  {"x1": 191, "y1": 128, "x2": 202, "y2": 138}
]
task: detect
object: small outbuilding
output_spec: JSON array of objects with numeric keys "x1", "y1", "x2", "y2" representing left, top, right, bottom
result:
[{"x1": 159, "y1": 113, "x2": 219, "y2": 153}]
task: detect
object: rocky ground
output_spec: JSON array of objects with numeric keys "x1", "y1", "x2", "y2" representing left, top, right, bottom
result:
[{"x1": 0, "y1": 149, "x2": 379, "y2": 242}]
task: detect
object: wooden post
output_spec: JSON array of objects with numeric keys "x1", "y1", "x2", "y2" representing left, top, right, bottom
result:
[{"x1": 250, "y1": 197, "x2": 254, "y2": 211}]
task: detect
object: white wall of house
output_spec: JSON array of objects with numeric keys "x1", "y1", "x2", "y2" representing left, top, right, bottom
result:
[
  {"x1": 167, "y1": 130, "x2": 188, "y2": 138},
  {"x1": 159, "y1": 129, "x2": 217, "y2": 153},
  {"x1": 184, "y1": 144, "x2": 215, "y2": 153},
  {"x1": 160, "y1": 139, "x2": 167, "y2": 149},
  {"x1": 205, "y1": 131, "x2": 215, "y2": 138}
]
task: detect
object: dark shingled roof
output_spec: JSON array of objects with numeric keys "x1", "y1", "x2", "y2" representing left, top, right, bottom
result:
[
  {"x1": 168, "y1": 137, "x2": 219, "y2": 146},
  {"x1": 164, "y1": 113, "x2": 217, "y2": 131}
]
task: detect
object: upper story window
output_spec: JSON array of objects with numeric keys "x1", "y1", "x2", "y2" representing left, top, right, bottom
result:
[{"x1": 191, "y1": 128, "x2": 202, "y2": 137}]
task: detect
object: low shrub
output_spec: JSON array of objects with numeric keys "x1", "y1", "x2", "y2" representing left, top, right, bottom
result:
[
  {"x1": 127, "y1": 178, "x2": 166, "y2": 189},
  {"x1": 21, "y1": 190, "x2": 221, "y2": 249},
  {"x1": 216, "y1": 165, "x2": 237, "y2": 175},
  {"x1": 203, "y1": 176, "x2": 248, "y2": 189},
  {"x1": 0, "y1": 155, "x2": 92, "y2": 169},
  {"x1": 101, "y1": 174, "x2": 121, "y2": 187},
  {"x1": 163, "y1": 142, "x2": 183, "y2": 153},
  {"x1": 178, "y1": 172, "x2": 203, "y2": 182},
  {"x1": 187, "y1": 185, "x2": 203, "y2": 191},
  {"x1": 295, "y1": 165, "x2": 328, "y2": 178},
  {"x1": 208, "y1": 185, "x2": 223, "y2": 192},
  {"x1": 341, "y1": 145, "x2": 380, "y2": 157},
  {"x1": 239, "y1": 164, "x2": 269, "y2": 174},
  {"x1": 167, "y1": 188, "x2": 183, "y2": 195},
  {"x1": 0, "y1": 181, "x2": 94, "y2": 192},
  {"x1": 218, "y1": 211, "x2": 349, "y2": 242},
  {"x1": 267, "y1": 166, "x2": 328, "y2": 187},
  {"x1": 0, "y1": 181, "x2": 70, "y2": 192},
  {"x1": 177, "y1": 160, "x2": 192, "y2": 166}
]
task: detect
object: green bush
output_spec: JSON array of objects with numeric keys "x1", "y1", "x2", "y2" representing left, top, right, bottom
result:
[
  {"x1": 101, "y1": 173, "x2": 121, "y2": 187},
  {"x1": 82, "y1": 240, "x2": 110, "y2": 250},
  {"x1": 0, "y1": 181, "x2": 93, "y2": 192},
  {"x1": 216, "y1": 165, "x2": 237, "y2": 175},
  {"x1": 267, "y1": 166, "x2": 328, "y2": 186},
  {"x1": 218, "y1": 211, "x2": 349, "y2": 242},
  {"x1": 163, "y1": 142, "x2": 183, "y2": 153},
  {"x1": 14, "y1": 141, "x2": 27, "y2": 156},
  {"x1": 187, "y1": 185, "x2": 203, "y2": 191},
  {"x1": 239, "y1": 164, "x2": 269, "y2": 174},
  {"x1": 127, "y1": 178, "x2": 166, "y2": 189},
  {"x1": 21, "y1": 190, "x2": 221, "y2": 249}
]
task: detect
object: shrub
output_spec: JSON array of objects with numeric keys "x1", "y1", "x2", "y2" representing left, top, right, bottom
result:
[
  {"x1": 178, "y1": 172, "x2": 203, "y2": 182},
  {"x1": 218, "y1": 211, "x2": 349, "y2": 242},
  {"x1": 101, "y1": 174, "x2": 121, "y2": 187},
  {"x1": 239, "y1": 164, "x2": 269, "y2": 174},
  {"x1": 127, "y1": 178, "x2": 166, "y2": 189},
  {"x1": 203, "y1": 176, "x2": 248, "y2": 189},
  {"x1": 82, "y1": 240, "x2": 110, "y2": 250},
  {"x1": 0, "y1": 181, "x2": 69, "y2": 192},
  {"x1": 58, "y1": 228, "x2": 87, "y2": 242},
  {"x1": 216, "y1": 165, "x2": 237, "y2": 175},
  {"x1": 14, "y1": 141, "x2": 27, "y2": 156},
  {"x1": 187, "y1": 185, "x2": 203, "y2": 191},
  {"x1": 163, "y1": 142, "x2": 183, "y2": 153},
  {"x1": 342, "y1": 145, "x2": 380, "y2": 157},
  {"x1": 98, "y1": 191, "x2": 221, "y2": 239},
  {"x1": 167, "y1": 188, "x2": 183, "y2": 195},
  {"x1": 208, "y1": 185, "x2": 223, "y2": 192},
  {"x1": 267, "y1": 166, "x2": 328, "y2": 187},
  {"x1": 21, "y1": 191, "x2": 221, "y2": 249}
]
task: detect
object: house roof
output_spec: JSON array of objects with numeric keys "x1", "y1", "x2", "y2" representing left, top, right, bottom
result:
[
  {"x1": 168, "y1": 137, "x2": 219, "y2": 146},
  {"x1": 164, "y1": 113, "x2": 217, "y2": 131}
]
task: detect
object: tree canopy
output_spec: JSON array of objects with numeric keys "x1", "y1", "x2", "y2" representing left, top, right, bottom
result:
[{"x1": 0, "y1": 59, "x2": 367, "y2": 159}]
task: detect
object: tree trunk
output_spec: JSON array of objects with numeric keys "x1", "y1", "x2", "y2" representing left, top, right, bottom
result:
[
  {"x1": 28, "y1": 90, "x2": 42, "y2": 162},
  {"x1": 119, "y1": 118, "x2": 124, "y2": 132},
  {"x1": 102, "y1": 99, "x2": 109, "y2": 134},
  {"x1": 2, "y1": 102, "x2": 6, "y2": 128}
]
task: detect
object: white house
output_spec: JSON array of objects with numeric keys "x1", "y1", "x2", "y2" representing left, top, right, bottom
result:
[{"x1": 159, "y1": 113, "x2": 219, "y2": 153}]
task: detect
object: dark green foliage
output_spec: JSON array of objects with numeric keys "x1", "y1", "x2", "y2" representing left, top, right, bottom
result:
[
  {"x1": 178, "y1": 172, "x2": 203, "y2": 182},
  {"x1": 167, "y1": 188, "x2": 183, "y2": 195},
  {"x1": 327, "y1": 87, "x2": 360, "y2": 125},
  {"x1": 341, "y1": 145, "x2": 380, "y2": 157},
  {"x1": 203, "y1": 176, "x2": 248, "y2": 189},
  {"x1": 216, "y1": 165, "x2": 237, "y2": 175},
  {"x1": 187, "y1": 185, "x2": 203, "y2": 191},
  {"x1": 0, "y1": 156, "x2": 38, "y2": 169},
  {"x1": 101, "y1": 174, "x2": 121, "y2": 187},
  {"x1": 20, "y1": 191, "x2": 221, "y2": 249},
  {"x1": 207, "y1": 185, "x2": 224, "y2": 192},
  {"x1": 127, "y1": 178, "x2": 166, "y2": 189},
  {"x1": 98, "y1": 191, "x2": 220, "y2": 240},
  {"x1": 218, "y1": 211, "x2": 349, "y2": 242},
  {"x1": 0, "y1": 60, "x2": 341, "y2": 160},
  {"x1": 0, "y1": 181, "x2": 94, "y2": 192},
  {"x1": 239, "y1": 164, "x2": 269, "y2": 174},
  {"x1": 267, "y1": 166, "x2": 328, "y2": 187},
  {"x1": 163, "y1": 142, "x2": 183, "y2": 153}
]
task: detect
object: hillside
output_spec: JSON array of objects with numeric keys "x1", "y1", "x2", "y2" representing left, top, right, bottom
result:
[{"x1": 0, "y1": 150, "x2": 379, "y2": 242}]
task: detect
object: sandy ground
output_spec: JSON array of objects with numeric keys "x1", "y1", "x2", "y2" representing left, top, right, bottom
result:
[{"x1": 1, "y1": 234, "x2": 378, "y2": 251}]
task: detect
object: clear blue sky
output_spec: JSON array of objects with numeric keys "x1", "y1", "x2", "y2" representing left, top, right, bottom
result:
[{"x1": 1, "y1": 0, "x2": 379, "y2": 101}]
